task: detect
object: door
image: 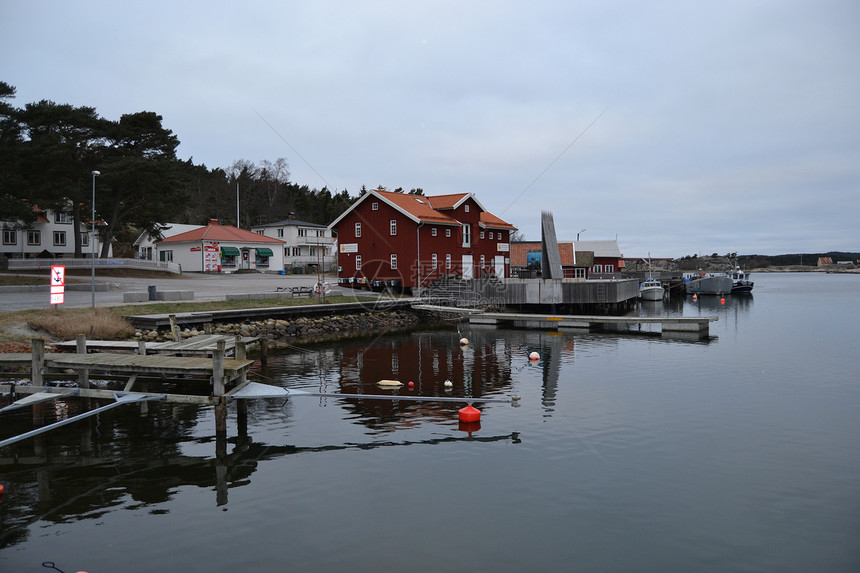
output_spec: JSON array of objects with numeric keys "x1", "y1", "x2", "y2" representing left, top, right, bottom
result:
[
  {"x1": 494, "y1": 255, "x2": 505, "y2": 278},
  {"x1": 462, "y1": 255, "x2": 474, "y2": 279}
]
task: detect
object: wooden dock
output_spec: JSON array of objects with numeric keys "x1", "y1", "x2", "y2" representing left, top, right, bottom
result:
[
  {"x1": 52, "y1": 334, "x2": 258, "y2": 356},
  {"x1": 1, "y1": 336, "x2": 255, "y2": 402},
  {"x1": 413, "y1": 305, "x2": 717, "y2": 337}
]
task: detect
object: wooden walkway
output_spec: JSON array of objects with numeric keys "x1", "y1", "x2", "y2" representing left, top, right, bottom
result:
[
  {"x1": 412, "y1": 305, "x2": 717, "y2": 337},
  {"x1": 0, "y1": 335, "x2": 255, "y2": 405},
  {"x1": 53, "y1": 334, "x2": 258, "y2": 356}
]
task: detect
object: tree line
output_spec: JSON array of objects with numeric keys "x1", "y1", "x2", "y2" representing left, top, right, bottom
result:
[{"x1": 0, "y1": 82, "x2": 389, "y2": 258}]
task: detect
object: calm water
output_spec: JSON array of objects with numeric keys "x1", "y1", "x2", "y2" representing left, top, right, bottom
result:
[{"x1": 1, "y1": 272, "x2": 858, "y2": 572}]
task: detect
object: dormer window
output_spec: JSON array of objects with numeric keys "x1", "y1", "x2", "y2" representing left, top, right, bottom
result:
[
  {"x1": 372, "y1": 202, "x2": 379, "y2": 211},
  {"x1": 464, "y1": 204, "x2": 470, "y2": 213}
]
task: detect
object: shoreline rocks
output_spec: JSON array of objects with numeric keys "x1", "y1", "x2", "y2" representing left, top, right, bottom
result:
[{"x1": 132, "y1": 309, "x2": 446, "y2": 345}]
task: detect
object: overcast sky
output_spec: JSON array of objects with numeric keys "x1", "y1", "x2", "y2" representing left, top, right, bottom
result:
[{"x1": 3, "y1": 0, "x2": 858, "y2": 257}]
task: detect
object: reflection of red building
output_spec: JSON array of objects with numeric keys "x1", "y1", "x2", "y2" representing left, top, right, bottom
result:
[
  {"x1": 329, "y1": 190, "x2": 517, "y2": 292},
  {"x1": 335, "y1": 332, "x2": 514, "y2": 423}
]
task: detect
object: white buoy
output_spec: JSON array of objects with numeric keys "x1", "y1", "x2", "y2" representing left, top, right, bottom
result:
[
  {"x1": 459, "y1": 337, "x2": 469, "y2": 346},
  {"x1": 443, "y1": 380, "x2": 453, "y2": 389},
  {"x1": 377, "y1": 379, "x2": 403, "y2": 387},
  {"x1": 529, "y1": 351, "x2": 540, "y2": 361}
]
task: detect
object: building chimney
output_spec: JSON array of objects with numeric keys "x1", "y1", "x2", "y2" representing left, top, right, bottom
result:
[{"x1": 288, "y1": 212, "x2": 296, "y2": 220}]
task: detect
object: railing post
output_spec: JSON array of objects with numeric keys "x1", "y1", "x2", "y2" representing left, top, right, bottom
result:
[
  {"x1": 76, "y1": 333, "x2": 89, "y2": 389},
  {"x1": 31, "y1": 338, "x2": 44, "y2": 386},
  {"x1": 212, "y1": 339, "x2": 225, "y2": 396}
]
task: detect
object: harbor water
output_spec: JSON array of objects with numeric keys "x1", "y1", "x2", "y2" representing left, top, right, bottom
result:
[{"x1": 1, "y1": 272, "x2": 858, "y2": 572}]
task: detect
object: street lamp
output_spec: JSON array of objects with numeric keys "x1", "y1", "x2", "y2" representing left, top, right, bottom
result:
[
  {"x1": 91, "y1": 170, "x2": 100, "y2": 309},
  {"x1": 577, "y1": 229, "x2": 586, "y2": 241}
]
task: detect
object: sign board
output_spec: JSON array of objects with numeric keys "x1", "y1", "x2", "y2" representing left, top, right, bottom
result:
[
  {"x1": 497, "y1": 243, "x2": 510, "y2": 252},
  {"x1": 203, "y1": 241, "x2": 220, "y2": 272},
  {"x1": 339, "y1": 243, "x2": 359, "y2": 254},
  {"x1": 50, "y1": 265, "x2": 65, "y2": 305}
]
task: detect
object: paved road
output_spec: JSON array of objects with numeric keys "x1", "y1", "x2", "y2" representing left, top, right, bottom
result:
[{"x1": 0, "y1": 272, "x2": 345, "y2": 312}]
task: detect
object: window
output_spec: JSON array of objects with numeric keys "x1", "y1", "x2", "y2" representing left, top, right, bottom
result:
[
  {"x1": 462, "y1": 224, "x2": 471, "y2": 247},
  {"x1": 605, "y1": 264, "x2": 614, "y2": 273},
  {"x1": 317, "y1": 229, "x2": 325, "y2": 237},
  {"x1": 445, "y1": 228, "x2": 451, "y2": 238},
  {"x1": 446, "y1": 254, "x2": 451, "y2": 269},
  {"x1": 27, "y1": 230, "x2": 40, "y2": 245},
  {"x1": 309, "y1": 247, "x2": 316, "y2": 256},
  {"x1": 256, "y1": 230, "x2": 264, "y2": 235},
  {"x1": 574, "y1": 268, "x2": 586, "y2": 279},
  {"x1": 298, "y1": 228, "x2": 306, "y2": 237},
  {"x1": 431, "y1": 227, "x2": 437, "y2": 237},
  {"x1": 160, "y1": 250, "x2": 173, "y2": 262},
  {"x1": 2, "y1": 229, "x2": 16, "y2": 245},
  {"x1": 372, "y1": 202, "x2": 379, "y2": 211},
  {"x1": 592, "y1": 264, "x2": 603, "y2": 273},
  {"x1": 432, "y1": 253, "x2": 438, "y2": 269},
  {"x1": 81, "y1": 232, "x2": 88, "y2": 246},
  {"x1": 390, "y1": 219, "x2": 397, "y2": 236},
  {"x1": 355, "y1": 255, "x2": 362, "y2": 270},
  {"x1": 53, "y1": 231, "x2": 66, "y2": 246},
  {"x1": 480, "y1": 231, "x2": 485, "y2": 240},
  {"x1": 54, "y1": 212, "x2": 73, "y2": 224},
  {"x1": 291, "y1": 247, "x2": 301, "y2": 256},
  {"x1": 277, "y1": 229, "x2": 284, "y2": 238},
  {"x1": 355, "y1": 222, "x2": 361, "y2": 238},
  {"x1": 480, "y1": 254, "x2": 485, "y2": 269},
  {"x1": 390, "y1": 254, "x2": 397, "y2": 269},
  {"x1": 489, "y1": 231, "x2": 494, "y2": 240},
  {"x1": 464, "y1": 204, "x2": 470, "y2": 213}
]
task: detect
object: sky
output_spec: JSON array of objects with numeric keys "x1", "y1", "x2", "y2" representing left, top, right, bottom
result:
[{"x1": 2, "y1": 0, "x2": 859, "y2": 258}]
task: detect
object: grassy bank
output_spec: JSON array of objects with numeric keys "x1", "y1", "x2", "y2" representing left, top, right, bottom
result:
[{"x1": 0, "y1": 295, "x2": 369, "y2": 342}]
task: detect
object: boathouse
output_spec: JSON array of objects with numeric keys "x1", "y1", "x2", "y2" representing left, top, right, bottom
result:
[{"x1": 329, "y1": 189, "x2": 517, "y2": 291}]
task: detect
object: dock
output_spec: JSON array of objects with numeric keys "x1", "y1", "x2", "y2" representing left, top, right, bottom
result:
[{"x1": 412, "y1": 305, "x2": 717, "y2": 337}]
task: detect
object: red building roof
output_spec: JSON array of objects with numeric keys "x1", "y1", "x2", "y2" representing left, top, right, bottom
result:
[
  {"x1": 330, "y1": 189, "x2": 515, "y2": 230},
  {"x1": 159, "y1": 219, "x2": 285, "y2": 244}
]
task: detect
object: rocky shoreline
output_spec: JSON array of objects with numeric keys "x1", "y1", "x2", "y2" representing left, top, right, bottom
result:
[{"x1": 133, "y1": 309, "x2": 449, "y2": 346}]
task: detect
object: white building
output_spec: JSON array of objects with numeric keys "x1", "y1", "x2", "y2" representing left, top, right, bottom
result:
[
  {"x1": 1, "y1": 207, "x2": 111, "y2": 260},
  {"x1": 250, "y1": 214, "x2": 336, "y2": 272},
  {"x1": 133, "y1": 223, "x2": 203, "y2": 261},
  {"x1": 157, "y1": 219, "x2": 286, "y2": 273}
]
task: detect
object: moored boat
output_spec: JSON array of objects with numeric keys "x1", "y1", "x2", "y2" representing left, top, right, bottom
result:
[
  {"x1": 639, "y1": 277, "x2": 665, "y2": 300},
  {"x1": 684, "y1": 272, "x2": 733, "y2": 295},
  {"x1": 729, "y1": 268, "x2": 754, "y2": 294}
]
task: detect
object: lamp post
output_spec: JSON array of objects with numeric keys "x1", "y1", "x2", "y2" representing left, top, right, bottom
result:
[
  {"x1": 577, "y1": 229, "x2": 586, "y2": 241},
  {"x1": 91, "y1": 170, "x2": 100, "y2": 309}
]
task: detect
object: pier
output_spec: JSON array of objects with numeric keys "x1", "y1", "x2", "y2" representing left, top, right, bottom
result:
[{"x1": 413, "y1": 305, "x2": 717, "y2": 337}]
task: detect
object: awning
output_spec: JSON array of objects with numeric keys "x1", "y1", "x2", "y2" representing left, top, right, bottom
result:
[
  {"x1": 220, "y1": 246, "x2": 240, "y2": 256},
  {"x1": 255, "y1": 247, "x2": 274, "y2": 257}
]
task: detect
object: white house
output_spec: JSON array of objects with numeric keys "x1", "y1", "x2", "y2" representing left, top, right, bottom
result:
[
  {"x1": 157, "y1": 219, "x2": 286, "y2": 273},
  {"x1": 133, "y1": 223, "x2": 203, "y2": 261},
  {"x1": 250, "y1": 214, "x2": 336, "y2": 272},
  {"x1": 1, "y1": 207, "x2": 111, "y2": 260}
]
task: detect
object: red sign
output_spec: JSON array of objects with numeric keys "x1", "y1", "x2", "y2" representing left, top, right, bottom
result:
[{"x1": 50, "y1": 265, "x2": 65, "y2": 305}]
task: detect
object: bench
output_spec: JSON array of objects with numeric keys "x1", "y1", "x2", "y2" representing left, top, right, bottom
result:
[{"x1": 276, "y1": 286, "x2": 314, "y2": 297}]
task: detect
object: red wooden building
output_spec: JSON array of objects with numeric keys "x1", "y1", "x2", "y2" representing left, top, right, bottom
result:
[{"x1": 329, "y1": 189, "x2": 517, "y2": 291}]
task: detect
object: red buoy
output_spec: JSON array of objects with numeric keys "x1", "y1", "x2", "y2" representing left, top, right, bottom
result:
[
  {"x1": 0, "y1": 483, "x2": 5, "y2": 498},
  {"x1": 720, "y1": 298, "x2": 726, "y2": 304},
  {"x1": 458, "y1": 404, "x2": 481, "y2": 422}
]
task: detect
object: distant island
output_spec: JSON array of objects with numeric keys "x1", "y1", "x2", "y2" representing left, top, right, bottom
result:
[{"x1": 624, "y1": 252, "x2": 859, "y2": 274}]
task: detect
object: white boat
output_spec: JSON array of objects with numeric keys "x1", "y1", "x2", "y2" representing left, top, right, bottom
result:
[
  {"x1": 639, "y1": 277, "x2": 665, "y2": 300},
  {"x1": 638, "y1": 254, "x2": 665, "y2": 301}
]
